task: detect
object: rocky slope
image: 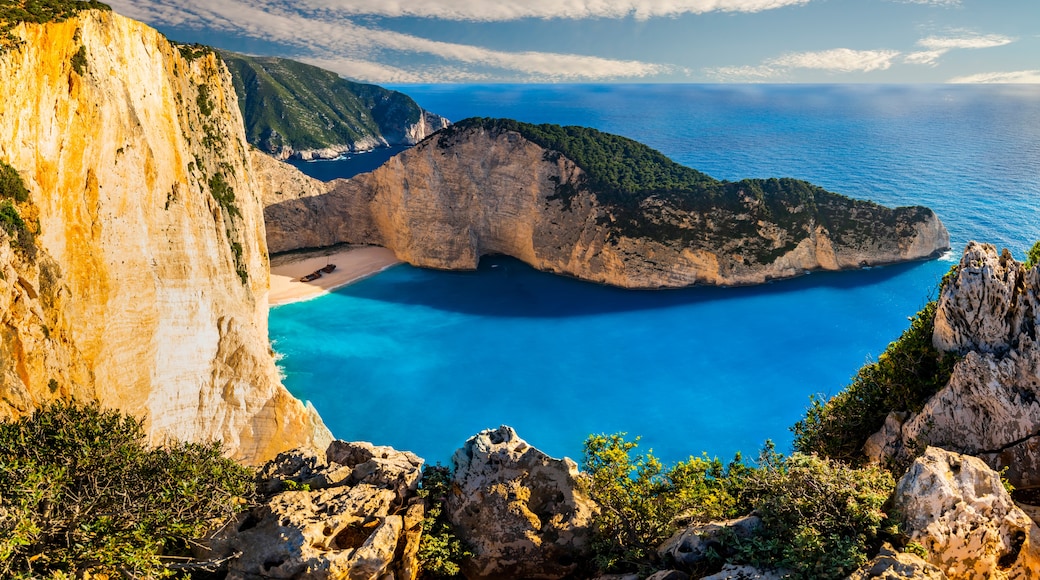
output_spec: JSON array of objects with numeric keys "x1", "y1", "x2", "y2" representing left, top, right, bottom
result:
[
  {"x1": 264, "y1": 118, "x2": 950, "y2": 288},
  {"x1": 0, "y1": 9, "x2": 330, "y2": 462},
  {"x1": 221, "y1": 51, "x2": 449, "y2": 160}
]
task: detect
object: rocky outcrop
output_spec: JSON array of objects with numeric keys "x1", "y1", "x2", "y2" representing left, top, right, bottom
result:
[
  {"x1": 892, "y1": 447, "x2": 1040, "y2": 579},
  {"x1": 847, "y1": 544, "x2": 947, "y2": 580},
  {"x1": 658, "y1": 516, "x2": 762, "y2": 575},
  {"x1": 866, "y1": 242, "x2": 1040, "y2": 487},
  {"x1": 207, "y1": 442, "x2": 424, "y2": 580},
  {"x1": 447, "y1": 425, "x2": 597, "y2": 580},
  {"x1": 263, "y1": 120, "x2": 949, "y2": 288},
  {"x1": 0, "y1": 10, "x2": 330, "y2": 462}
]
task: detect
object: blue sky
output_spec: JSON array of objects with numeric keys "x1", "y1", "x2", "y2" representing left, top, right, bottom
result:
[{"x1": 106, "y1": 0, "x2": 1039, "y2": 84}]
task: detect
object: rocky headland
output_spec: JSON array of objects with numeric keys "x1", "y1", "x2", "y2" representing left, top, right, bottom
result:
[{"x1": 264, "y1": 118, "x2": 950, "y2": 288}]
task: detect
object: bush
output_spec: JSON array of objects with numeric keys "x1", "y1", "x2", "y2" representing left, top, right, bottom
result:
[
  {"x1": 1026, "y1": 240, "x2": 1040, "y2": 269},
  {"x1": 791, "y1": 300, "x2": 957, "y2": 463},
  {"x1": 581, "y1": 433, "x2": 751, "y2": 574},
  {"x1": 731, "y1": 453, "x2": 895, "y2": 580},
  {"x1": 0, "y1": 401, "x2": 255, "y2": 578},
  {"x1": 0, "y1": 160, "x2": 29, "y2": 203},
  {"x1": 416, "y1": 464, "x2": 472, "y2": 579},
  {"x1": 0, "y1": 199, "x2": 35, "y2": 258}
]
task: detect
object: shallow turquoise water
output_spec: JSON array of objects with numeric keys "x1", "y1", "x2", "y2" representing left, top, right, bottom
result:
[{"x1": 270, "y1": 84, "x2": 1040, "y2": 465}]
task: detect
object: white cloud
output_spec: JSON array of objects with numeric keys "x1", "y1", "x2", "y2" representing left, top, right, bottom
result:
[
  {"x1": 949, "y1": 70, "x2": 1040, "y2": 83},
  {"x1": 768, "y1": 48, "x2": 901, "y2": 72},
  {"x1": 703, "y1": 65, "x2": 777, "y2": 81},
  {"x1": 294, "y1": 0, "x2": 814, "y2": 21},
  {"x1": 893, "y1": 0, "x2": 960, "y2": 5},
  {"x1": 903, "y1": 33, "x2": 1013, "y2": 65},
  {"x1": 904, "y1": 50, "x2": 945, "y2": 65},
  {"x1": 107, "y1": 0, "x2": 672, "y2": 82}
]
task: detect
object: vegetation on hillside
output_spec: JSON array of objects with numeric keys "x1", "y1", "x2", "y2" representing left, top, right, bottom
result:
[
  {"x1": 219, "y1": 50, "x2": 434, "y2": 155},
  {"x1": 0, "y1": 159, "x2": 35, "y2": 257},
  {"x1": 440, "y1": 118, "x2": 931, "y2": 261},
  {"x1": 0, "y1": 0, "x2": 110, "y2": 50},
  {"x1": 1026, "y1": 240, "x2": 1040, "y2": 268},
  {"x1": 416, "y1": 465, "x2": 473, "y2": 578},
  {"x1": 0, "y1": 402, "x2": 255, "y2": 578},
  {"x1": 791, "y1": 300, "x2": 958, "y2": 464},
  {"x1": 581, "y1": 434, "x2": 895, "y2": 579}
]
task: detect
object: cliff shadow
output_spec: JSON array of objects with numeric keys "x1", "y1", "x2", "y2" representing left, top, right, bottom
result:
[{"x1": 327, "y1": 255, "x2": 942, "y2": 319}]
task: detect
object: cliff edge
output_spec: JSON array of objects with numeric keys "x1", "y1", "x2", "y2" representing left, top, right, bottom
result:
[
  {"x1": 0, "y1": 9, "x2": 331, "y2": 462},
  {"x1": 265, "y1": 118, "x2": 950, "y2": 288}
]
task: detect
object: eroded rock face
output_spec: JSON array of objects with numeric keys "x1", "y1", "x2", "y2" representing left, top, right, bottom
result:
[
  {"x1": 214, "y1": 442, "x2": 424, "y2": 580},
  {"x1": 447, "y1": 425, "x2": 597, "y2": 580},
  {"x1": 263, "y1": 123, "x2": 949, "y2": 288},
  {"x1": 866, "y1": 243, "x2": 1040, "y2": 487},
  {"x1": 0, "y1": 10, "x2": 330, "y2": 462},
  {"x1": 847, "y1": 544, "x2": 948, "y2": 580},
  {"x1": 892, "y1": 447, "x2": 1040, "y2": 579}
]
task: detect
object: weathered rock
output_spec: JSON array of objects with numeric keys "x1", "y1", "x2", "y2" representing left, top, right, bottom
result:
[
  {"x1": 263, "y1": 121, "x2": 950, "y2": 288},
  {"x1": 866, "y1": 243, "x2": 1040, "y2": 488},
  {"x1": 658, "y1": 515, "x2": 762, "y2": 573},
  {"x1": 645, "y1": 571, "x2": 690, "y2": 580},
  {"x1": 846, "y1": 544, "x2": 947, "y2": 579},
  {"x1": 0, "y1": 10, "x2": 330, "y2": 462},
  {"x1": 211, "y1": 443, "x2": 423, "y2": 580},
  {"x1": 892, "y1": 447, "x2": 1040, "y2": 579},
  {"x1": 446, "y1": 425, "x2": 597, "y2": 580},
  {"x1": 698, "y1": 564, "x2": 785, "y2": 580}
]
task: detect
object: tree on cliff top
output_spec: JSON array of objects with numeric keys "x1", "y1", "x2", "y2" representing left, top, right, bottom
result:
[{"x1": 0, "y1": 401, "x2": 255, "y2": 578}]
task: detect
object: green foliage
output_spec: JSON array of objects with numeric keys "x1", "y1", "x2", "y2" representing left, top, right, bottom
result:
[
  {"x1": 69, "y1": 43, "x2": 86, "y2": 75},
  {"x1": 417, "y1": 465, "x2": 472, "y2": 579},
  {"x1": 208, "y1": 172, "x2": 239, "y2": 218},
  {"x1": 0, "y1": 0, "x2": 111, "y2": 51},
  {"x1": 0, "y1": 199, "x2": 35, "y2": 257},
  {"x1": 219, "y1": 50, "x2": 430, "y2": 156},
  {"x1": 792, "y1": 300, "x2": 957, "y2": 463},
  {"x1": 732, "y1": 453, "x2": 895, "y2": 579},
  {"x1": 175, "y1": 42, "x2": 215, "y2": 64},
  {"x1": 196, "y1": 82, "x2": 214, "y2": 117},
  {"x1": 0, "y1": 401, "x2": 255, "y2": 578},
  {"x1": 1026, "y1": 240, "x2": 1040, "y2": 269},
  {"x1": 581, "y1": 433, "x2": 751, "y2": 574},
  {"x1": 0, "y1": 159, "x2": 29, "y2": 203}
]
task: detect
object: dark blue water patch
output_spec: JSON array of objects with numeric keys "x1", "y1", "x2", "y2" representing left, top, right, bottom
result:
[{"x1": 286, "y1": 145, "x2": 409, "y2": 181}]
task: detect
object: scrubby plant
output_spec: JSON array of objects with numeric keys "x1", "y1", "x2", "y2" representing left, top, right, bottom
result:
[
  {"x1": 69, "y1": 43, "x2": 86, "y2": 74},
  {"x1": 791, "y1": 300, "x2": 957, "y2": 463},
  {"x1": 0, "y1": 159, "x2": 29, "y2": 203},
  {"x1": 731, "y1": 452, "x2": 895, "y2": 580},
  {"x1": 1026, "y1": 240, "x2": 1040, "y2": 269},
  {"x1": 0, "y1": 401, "x2": 255, "y2": 578},
  {"x1": 416, "y1": 464, "x2": 472, "y2": 579},
  {"x1": 581, "y1": 433, "x2": 751, "y2": 574}
]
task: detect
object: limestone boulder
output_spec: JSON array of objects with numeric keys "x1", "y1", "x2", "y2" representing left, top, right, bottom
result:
[
  {"x1": 206, "y1": 442, "x2": 424, "y2": 580},
  {"x1": 698, "y1": 564, "x2": 785, "y2": 579},
  {"x1": 447, "y1": 425, "x2": 597, "y2": 580},
  {"x1": 846, "y1": 544, "x2": 947, "y2": 579},
  {"x1": 892, "y1": 447, "x2": 1040, "y2": 579},
  {"x1": 658, "y1": 515, "x2": 762, "y2": 574}
]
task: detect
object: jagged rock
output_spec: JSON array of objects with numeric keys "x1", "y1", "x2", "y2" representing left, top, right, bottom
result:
[
  {"x1": 933, "y1": 242, "x2": 1024, "y2": 354},
  {"x1": 892, "y1": 447, "x2": 1040, "y2": 579},
  {"x1": 866, "y1": 243, "x2": 1040, "y2": 488},
  {"x1": 698, "y1": 564, "x2": 784, "y2": 579},
  {"x1": 446, "y1": 425, "x2": 597, "y2": 580},
  {"x1": 645, "y1": 571, "x2": 690, "y2": 580},
  {"x1": 206, "y1": 443, "x2": 423, "y2": 580},
  {"x1": 658, "y1": 515, "x2": 762, "y2": 573},
  {"x1": 846, "y1": 544, "x2": 947, "y2": 579},
  {"x1": 263, "y1": 120, "x2": 949, "y2": 288}
]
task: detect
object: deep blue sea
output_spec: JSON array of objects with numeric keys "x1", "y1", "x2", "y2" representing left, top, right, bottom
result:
[{"x1": 271, "y1": 84, "x2": 1040, "y2": 466}]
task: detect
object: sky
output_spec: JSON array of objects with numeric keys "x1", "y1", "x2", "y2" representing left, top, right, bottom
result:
[{"x1": 105, "y1": 0, "x2": 1040, "y2": 84}]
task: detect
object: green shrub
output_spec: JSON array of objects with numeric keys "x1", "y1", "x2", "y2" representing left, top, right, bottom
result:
[
  {"x1": 1026, "y1": 240, "x2": 1040, "y2": 269},
  {"x1": 0, "y1": 401, "x2": 255, "y2": 578},
  {"x1": 0, "y1": 160, "x2": 29, "y2": 203},
  {"x1": 581, "y1": 433, "x2": 750, "y2": 574},
  {"x1": 791, "y1": 300, "x2": 957, "y2": 463},
  {"x1": 731, "y1": 453, "x2": 895, "y2": 580},
  {"x1": 0, "y1": 199, "x2": 35, "y2": 258},
  {"x1": 69, "y1": 44, "x2": 86, "y2": 75},
  {"x1": 417, "y1": 464, "x2": 472, "y2": 579}
]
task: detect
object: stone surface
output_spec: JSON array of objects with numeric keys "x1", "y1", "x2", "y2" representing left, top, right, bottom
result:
[
  {"x1": 263, "y1": 122, "x2": 949, "y2": 288},
  {"x1": 446, "y1": 425, "x2": 597, "y2": 580},
  {"x1": 0, "y1": 10, "x2": 330, "y2": 462},
  {"x1": 892, "y1": 447, "x2": 1040, "y2": 579},
  {"x1": 846, "y1": 544, "x2": 947, "y2": 579},
  {"x1": 866, "y1": 243, "x2": 1040, "y2": 487},
  {"x1": 645, "y1": 571, "x2": 690, "y2": 580},
  {"x1": 698, "y1": 564, "x2": 785, "y2": 580},
  {"x1": 210, "y1": 443, "x2": 423, "y2": 580},
  {"x1": 658, "y1": 515, "x2": 762, "y2": 573}
]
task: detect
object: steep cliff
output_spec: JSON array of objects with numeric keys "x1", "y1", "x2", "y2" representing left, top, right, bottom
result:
[
  {"x1": 221, "y1": 51, "x2": 449, "y2": 160},
  {"x1": 0, "y1": 9, "x2": 330, "y2": 462},
  {"x1": 264, "y1": 118, "x2": 950, "y2": 288}
]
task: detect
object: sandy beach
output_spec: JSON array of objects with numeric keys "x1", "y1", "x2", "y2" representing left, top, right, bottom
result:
[{"x1": 269, "y1": 245, "x2": 401, "y2": 306}]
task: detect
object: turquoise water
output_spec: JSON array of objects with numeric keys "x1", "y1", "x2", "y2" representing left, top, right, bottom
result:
[{"x1": 270, "y1": 84, "x2": 1040, "y2": 465}]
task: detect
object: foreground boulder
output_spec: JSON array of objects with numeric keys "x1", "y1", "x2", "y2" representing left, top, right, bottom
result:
[
  {"x1": 847, "y1": 544, "x2": 947, "y2": 579},
  {"x1": 658, "y1": 515, "x2": 762, "y2": 575},
  {"x1": 447, "y1": 425, "x2": 597, "y2": 579},
  {"x1": 205, "y1": 442, "x2": 424, "y2": 580},
  {"x1": 892, "y1": 447, "x2": 1040, "y2": 578},
  {"x1": 866, "y1": 243, "x2": 1040, "y2": 487}
]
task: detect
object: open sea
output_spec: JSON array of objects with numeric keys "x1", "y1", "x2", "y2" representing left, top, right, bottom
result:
[{"x1": 270, "y1": 84, "x2": 1040, "y2": 466}]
